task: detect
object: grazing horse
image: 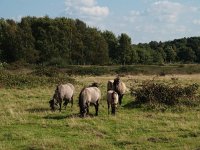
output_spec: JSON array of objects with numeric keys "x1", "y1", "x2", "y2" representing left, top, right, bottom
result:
[
  {"x1": 79, "y1": 83, "x2": 101, "y2": 117},
  {"x1": 107, "y1": 90, "x2": 119, "y2": 115},
  {"x1": 49, "y1": 83, "x2": 75, "y2": 112},
  {"x1": 113, "y1": 77, "x2": 126, "y2": 105}
]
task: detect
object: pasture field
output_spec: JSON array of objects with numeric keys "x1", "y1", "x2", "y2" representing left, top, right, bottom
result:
[{"x1": 0, "y1": 73, "x2": 200, "y2": 150}]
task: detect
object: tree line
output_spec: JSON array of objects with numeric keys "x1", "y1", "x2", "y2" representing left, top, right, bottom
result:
[{"x1": 0, "y1": 16, "x2": 200, "y2": 65}]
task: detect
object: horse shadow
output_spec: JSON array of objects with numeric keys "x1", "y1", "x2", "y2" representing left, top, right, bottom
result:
[
  {"x1": 43, "y1": 113, "x2": 81, "y2": 120},
  {"x1": 26, "y1": 108, "x2": 50, "y2": 113},
  {"x1": 44, "y1": 113, "x2": 97, "y2": 120},
  {"x1": 123, "y1": 100, "x2": 142, "y2": 109}
]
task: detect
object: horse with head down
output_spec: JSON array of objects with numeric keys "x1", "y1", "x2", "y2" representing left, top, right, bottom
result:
[
  {"x1": 79, "y1": 83, "x2": 101, "y2": 117},
  {"x1": 49, "y1": 83, "x2": 75, "y2": 112}
]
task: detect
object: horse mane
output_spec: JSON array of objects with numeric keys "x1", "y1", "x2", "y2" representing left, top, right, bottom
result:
[
  {"x1": 113, "y1": 77, "x2": 120, "y2": 92},
  {"x1": 114, "y1": 76, "x2": 120, "y2": 84},
  {"x1": 78, "y1": 86, "x2": 87, "y2": 107},
  {"x1": 89, "y1": 82, "x2": 99, "y2": 87}
]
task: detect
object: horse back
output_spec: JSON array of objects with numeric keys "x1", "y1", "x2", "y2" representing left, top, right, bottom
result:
[
  {"x1": 116, "y1": 81, "x2": 126, "y2": 95},
  {"x1": 107, "y1": 90, "x2": 118, "y2": 105},
  {"x1": 57, "y1": 84, "x2": 74, "y2": 99},
  {"x1": 81, "y1": 87, "x2": 101, "y2": 104}
]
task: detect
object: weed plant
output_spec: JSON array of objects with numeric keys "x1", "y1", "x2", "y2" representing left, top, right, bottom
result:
[
  {"x1": 0, "y1": 71, "x2": 76, "y2": 88},
  {"x1": 131, "y1": 79, "x2": 200, "y2": 110}
]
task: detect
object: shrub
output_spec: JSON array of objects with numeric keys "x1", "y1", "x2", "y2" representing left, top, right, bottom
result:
[
  {"x1": 116, "y1": 66, "x2": 138, "y2": 74},
  {"x1": 31, "y1": 66, "x2": 62, "y2": 77},
  {"x1": 131, "y1": 80, "x2": 199, "y2": 107},
  {"x1": 45, "y1": 57, "x2": 69, "y2": 67},
  {"x1": 66, "y1": 66, "x2": 112, "y2": 76},
  {"x1": 0, "y1": 71, "x2": 76, "y2": 88}
]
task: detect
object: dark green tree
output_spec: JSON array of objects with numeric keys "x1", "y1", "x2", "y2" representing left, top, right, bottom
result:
[
  {"x1": 102, "y1": 30, "x2": 118, "y2": 64},
  {"x1": 1, "y1": 19, "x2": 20, "y2": 62},
  {"x1": 178, "y1": 47, "x2": 196, "y2": 63},
  {"x1": 164, "y1": 46, "x2": 176, "y2": 63},
  {"x1": 18, "y1": 17, "x2": 39, "y2": 63},
  {"x1": 84, "y1": 28, "x2": 109, "y2": 65},
  {"x1": 130, "y1": 46, "x2": 139, "y2": 64},
  {"x1": 136, "y1": 47, "x2": 152, "y2": 64},
  {"x1": 118, "y1": 33, "x2": 132, "y2": 65}
]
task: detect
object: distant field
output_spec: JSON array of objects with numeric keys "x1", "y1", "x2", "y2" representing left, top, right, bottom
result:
[
  {"x1": 3, "y1": 63, "x2": 200, "y2": 76},
  {"x1": 0, "y1": 72, "x2": 200, "y2": 150}
]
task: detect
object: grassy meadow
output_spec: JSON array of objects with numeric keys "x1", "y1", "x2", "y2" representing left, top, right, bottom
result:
[{"x1": 0, "y1": 65, "x2": 200, "y2": 150}]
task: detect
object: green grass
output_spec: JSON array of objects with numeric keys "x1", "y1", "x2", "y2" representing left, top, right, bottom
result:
[{"x1": 1, "y1": 74, "x2": 200, "y2": 150}]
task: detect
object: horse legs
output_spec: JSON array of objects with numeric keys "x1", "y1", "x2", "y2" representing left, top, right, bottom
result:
[
  {"x1": 119, "y1": 94, "x2": 124, "y2": 105},
  {"x1": 59, "y1": 102, "x2": 62, "y2": 112},
  {"x1": 107, "y1": 103, "x2": 110, "y2": 115},
  {"x1": 111, "y1": 106, "x2": 115, "y2": 115},
  {"x1": 80, "y1": 106, "x2": 85, "y2": 117},
  {"x1": 63, "y1": 98, "x2": 69, "y2": 110},
  {"x1": 49, "y1": 100, "x2": 55, "y2": 111},
  {"x1": 71, "y1": 96, "x2": 73, "y2": 108},
  {"x1": 86, "y1": 102, "x2": 89, "y2": 115},
  {"x1": 95, "y1": 101, "x2": 99, "y2": 116},
  {"x1": 58, "y1": 95, "x2": 62, "y2": 112}
]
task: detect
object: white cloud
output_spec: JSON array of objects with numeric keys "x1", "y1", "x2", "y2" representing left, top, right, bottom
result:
[
  {"x1": 124, "y1": 10, "x2": 141, "y2": 23},
  {"x1": 79, "y1": 6, "x2": 109, "y2": 17},
  {"x1": 63, "y1": 0, "x2": 200, "y2": 43},
  {"x1": 65, "y1": 0, "x2": 95, "y2": 7},
  {"x1": 12, "y1": 15, "x2": 22, "y2": 22},
  {"x1": 124, "y1": 1, "x2": 185, "y2": 25},
  {"x1": 193, "y1": 19, "x2": 200, "y2": 25},
  {"x1": 80, "y1": 0, "x2": 96, "y2": 6},
  {"x1": 122, "y1": 0, "x2": 200, "y2": 43},
  {"x1": 148, "y1": 1, "x2": 184, "y2": 23},
  {"x1": 64, "y1": 0, "x2": 109, "y2": 23}
]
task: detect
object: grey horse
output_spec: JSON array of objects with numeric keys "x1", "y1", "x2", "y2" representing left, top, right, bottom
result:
[
  {"x1": 49, "y1": 83, "x2": 75, "y2": 112},
  {"x1": 79, "y1": 83, "x2": 101, "y2": 117}
]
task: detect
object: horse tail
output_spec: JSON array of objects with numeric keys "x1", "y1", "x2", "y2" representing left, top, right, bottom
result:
[{"x1": 111, "y1": 91, "x2": 115, "y2": 105}]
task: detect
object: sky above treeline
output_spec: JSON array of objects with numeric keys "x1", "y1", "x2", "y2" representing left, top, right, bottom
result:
[{"x1": 1, "y1": 0, "x2": 200, "y2": 44}]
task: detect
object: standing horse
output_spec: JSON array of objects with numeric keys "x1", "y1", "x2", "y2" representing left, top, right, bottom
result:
[
  {"x1": 79, "y1": 83, "x2": 101, "y2": 117},
  {"x1": 107, "y1": 80, "x2": 114, "y2": 91},
  {"x1": 49, "y1": 83, "x2": 75, "y2": 112},
  {"x1": 107, "y1": 90, "x2": 119, "y2": 115},
  {"x1": 113, "y1": 77, "x2": 126, "y2": 105}
]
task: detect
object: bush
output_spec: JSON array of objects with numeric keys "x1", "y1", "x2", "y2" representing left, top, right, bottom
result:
[
  {"x1": 45, "y1": 57, "x2": 69, "y2": 67},
  {"x1": 116, "y1": 66, "x2": 139, "y2": 74},
  {"x1": 66, "y1": 66, "x2": 112, "y2": 76},
  {"x1": 4, "y1": 61, "x2": 32, "y2": 70},
  {"x1": 0, "y1": 71, "x2": 76, "y2": 88},
  {"x1": 131, "y1": 80, "x2": 199, "y2": 107},
  {"x1": 31, "y1": 66, "x2": 63, "y2": 77},
  {"x1": 0, "y1": 62, "x2": 8, "y2": 69}
]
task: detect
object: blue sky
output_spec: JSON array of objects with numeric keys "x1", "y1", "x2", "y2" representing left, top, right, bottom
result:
[{"x1": 1, "y1": 0, "x2": 200, "y2": 44}]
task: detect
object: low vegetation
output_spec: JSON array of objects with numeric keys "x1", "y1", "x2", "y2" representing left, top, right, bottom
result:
[
  {"x1": 3, "y1": 63, "x2": 200, "y2": 76},
  {"x1": 131, "y1": 80, "x2": 200, "y2": 111},
  {"x1": 0, "y1": 69, "x2": 200, "y2": 149},
  {"x1": 0, "y1": 70, "x2": 75, "y2": 88}
]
